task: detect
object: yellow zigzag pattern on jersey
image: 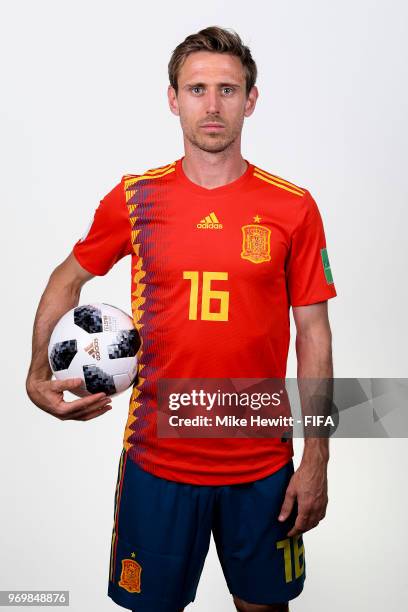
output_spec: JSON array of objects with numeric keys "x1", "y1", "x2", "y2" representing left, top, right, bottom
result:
[
  {"x1": 253, "y1": 167, "x2": 305, "y2": 196},
  {"x1": 109, "y1": 449, "x2": 125, "y2": 581},
  {"x1": 122, "y1": 163, "x2": 176, "y2": 448},
  {"x1": 122, "y1": 175, "x2": 151, "y2": 452},
  {"x1": 123, "y1": 161, "x2": 176, "y2": 187}
]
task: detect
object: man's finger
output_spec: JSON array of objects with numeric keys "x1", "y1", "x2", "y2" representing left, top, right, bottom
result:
[
  {"x1": 65, "y1": 392, "x2": 110, "y2": 410},
  {"x1": 48, "y1": 393, "x2": 107, "y2": 418},
  {"x1": 287, "y1": 525, "x2": 302, "y2": 537},
  {"x1": 288, "y1": 520, "x2": 320, "y2": 537},
  {"x1": 65, "y1": 399, "x2": 112, "y2": 420},
  {"x1": 287, "y1": 513, "x2": 313, "y2": 537},
  {"x1": 57, "y1": 394, "x2": 111, "y2": 417},
  {"x1": 50, "y1": 378, "x2": 86, "y2": 393},
  {"x1": 58, "y1": 398, "x2": 112, "y2": 420},
  {"x1": 278, "y1": 489, "x2": 296, "y2": 521}
]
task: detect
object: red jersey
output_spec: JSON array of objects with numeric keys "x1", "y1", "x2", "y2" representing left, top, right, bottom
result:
[{"x1": 72, "y1": 158, "x2": 337, "y2": 485}]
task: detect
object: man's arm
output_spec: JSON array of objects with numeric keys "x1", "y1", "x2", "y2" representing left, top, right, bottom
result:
[
  {"x1": 26, "y1": 253, "x2": 113, "y2": 421},
  {"x1": 278, "y1": 301, "x2": 333, "y2": 536}
]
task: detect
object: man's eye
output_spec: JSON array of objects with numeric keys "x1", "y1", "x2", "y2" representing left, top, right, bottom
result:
[
  {"x1": 222, "y1": 87, "x2": 234, "y2": 95},
  {"x1": 191, "y1": 86, "x2": 204, "y2": 94}
]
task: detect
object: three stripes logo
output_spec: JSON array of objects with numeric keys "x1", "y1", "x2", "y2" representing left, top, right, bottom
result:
[
  {"x1": 197, "y1": 212, "x2": 223, "y2": 230},
  {"x1": 84, "y1": 338, "x2": 101, "y2": 361}
]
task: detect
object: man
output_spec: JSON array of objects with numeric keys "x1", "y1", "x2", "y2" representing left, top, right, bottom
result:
[{"x1": 26, "y1": 26, "x2": 336, "y2": 612}]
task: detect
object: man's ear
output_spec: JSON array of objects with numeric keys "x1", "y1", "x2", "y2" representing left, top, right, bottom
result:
[
  {"x1": 244, "y1": 85, "x2": 259, "y2": 118},
  {"x1": 168, "y1": 85, "x2": 180, "y2": 116}
]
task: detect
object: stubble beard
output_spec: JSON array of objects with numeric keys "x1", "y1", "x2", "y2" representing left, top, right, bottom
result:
[
  {"x1": 182, "y1": 117, "x2": 244, "y2": 154},
  {"x1": 186, "y1": 129, "x2": 236, "y2": 153}
]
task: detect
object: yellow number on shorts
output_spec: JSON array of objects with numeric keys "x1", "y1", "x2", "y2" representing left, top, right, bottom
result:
[
  {"x1": 276, "y1": 535, "x2": 305, "y2": 582},
  {"x1": 183, "y1": 271, "x2": 229, "y2": 321}
]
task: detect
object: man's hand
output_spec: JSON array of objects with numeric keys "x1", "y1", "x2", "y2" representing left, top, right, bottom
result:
[
  {"x1": 278, "y1": 458, "x2": 328, "y2": 537},
  {"x1": 26, "y1": 377, "x2": 112, "y2": 421}
]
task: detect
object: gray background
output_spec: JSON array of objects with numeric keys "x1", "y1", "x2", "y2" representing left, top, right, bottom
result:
[{"x1": 1, "y1": 0, "x2": 407, "y2": 610}]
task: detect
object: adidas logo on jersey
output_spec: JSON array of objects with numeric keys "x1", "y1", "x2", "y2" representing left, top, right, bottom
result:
[
  {"x1": 197, "y1": 212, "x2": 223, "y2": 229},
  {"x1": 84, "y1": 339, "x2": 101, "y2": 361}
]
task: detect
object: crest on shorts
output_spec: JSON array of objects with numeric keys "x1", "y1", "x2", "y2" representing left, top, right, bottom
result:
[
  {"x1": 118, "y1": 556, "x2": 142, "y2": 593},
  {"x1": 240, "y1": 216, "x2": 271, "y2": 264}
]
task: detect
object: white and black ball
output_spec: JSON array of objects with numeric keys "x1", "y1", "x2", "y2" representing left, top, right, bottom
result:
[{"x1": 48, "y1": 303, "x2": 140, "y2": 397}]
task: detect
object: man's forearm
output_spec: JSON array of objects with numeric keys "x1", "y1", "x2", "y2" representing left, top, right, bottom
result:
[
  {"x1": 26, "y1": 265, "x2": 82, "y2": 389},
  {"x1": 296, "y1": 326, "x2": 333, "y2": 463}
]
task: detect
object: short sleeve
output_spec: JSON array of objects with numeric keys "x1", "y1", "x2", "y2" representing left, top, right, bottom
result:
[
  {"x1": 72, "y1": 179, "x2": 133, "y2": 276},
  {"x1": 286, "y1": 190, "x2": 337, "y2": 307}
]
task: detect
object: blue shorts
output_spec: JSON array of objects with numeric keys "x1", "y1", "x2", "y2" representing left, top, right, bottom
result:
[{"x1": 108, "y1": 449, "x2": 305, "y2": 611}]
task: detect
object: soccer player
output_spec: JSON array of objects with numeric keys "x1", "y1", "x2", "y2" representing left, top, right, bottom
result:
[{"x1": 26, "y1": 26, "x2": 337, "y2": 612}]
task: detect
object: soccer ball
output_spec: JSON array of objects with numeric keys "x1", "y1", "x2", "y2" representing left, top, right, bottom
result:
[{"x1": 48, "y1": 303, "x2": 140, "y2": 397}]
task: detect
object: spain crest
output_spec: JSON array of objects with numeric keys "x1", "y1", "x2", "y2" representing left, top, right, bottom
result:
[
  {"x1": 241, "y1": 218, "x2": 271, "y2": 264},
  {"x1": 118, "y1": 557, "x2": 142, "y2": 593}
]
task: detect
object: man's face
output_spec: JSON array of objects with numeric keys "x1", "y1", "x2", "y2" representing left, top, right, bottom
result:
[{"x1": 168, "y1": 51, "x2": 258, "y2": 153}]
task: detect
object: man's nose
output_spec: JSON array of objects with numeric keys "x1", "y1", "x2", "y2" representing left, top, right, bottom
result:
[{"x1": 206, "y1": 87, "x2": 221, "y2": 114}]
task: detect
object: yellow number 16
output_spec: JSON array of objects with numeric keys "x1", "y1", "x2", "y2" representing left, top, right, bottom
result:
[{"x1": 183, "y1": 271, "x2": 229, "y2": 321}]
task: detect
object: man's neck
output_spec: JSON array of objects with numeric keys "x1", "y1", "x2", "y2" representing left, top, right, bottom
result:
[{"x1": 181, "y1": 146, "x2": 248, "y2": 190}]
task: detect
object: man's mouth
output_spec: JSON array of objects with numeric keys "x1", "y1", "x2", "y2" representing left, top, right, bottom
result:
[{"x1": 200, "y1": 123, "x2": 225, "y2": 131}]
